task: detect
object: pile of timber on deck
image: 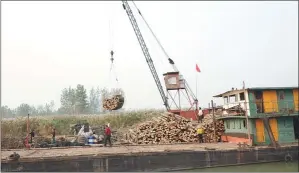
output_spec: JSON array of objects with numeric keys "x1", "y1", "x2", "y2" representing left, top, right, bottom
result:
[{"x1": 123, "y1": 112, "x2": 225, "y2": 144}]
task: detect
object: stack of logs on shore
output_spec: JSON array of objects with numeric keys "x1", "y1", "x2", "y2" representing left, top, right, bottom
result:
[
  {"x1": 123, "y1": 112, "x2": 225, "y2": 145},
  {"x1": 102, "y1": 95, "x2": 124, "y2": 110}
]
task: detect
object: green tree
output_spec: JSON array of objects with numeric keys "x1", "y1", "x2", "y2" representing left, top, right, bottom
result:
[
  {"x1": 16, "y1": 103, "x2": 31, "y2": 116},
  {"x1": 37, "y1": 105, "x2": 46, "y2": 115},
  {"x1": 49, "y1": 100, "x2": 55, "y2": 112},
  {"x1": 95, "y1": 87, "x2": 101, "y2": 113},
  {"x1": 44, "y1": 101, "x2": 55, "y2": 115},
  {"x1": 57, "y1": 107, "x2": 66, "y2": 115},
  {"x1": 89, "y1": 87, "x2": 101, "y2": 114},
  {"x1": 1, "y1": 105, "x2": 15, "y2": 118},
  {"x1": 60, "y1": 87, "x2": 76, "y2": 115},
  {"x1": 30, "y1": 106, "x2": 38, "y2": 115},
  {"x1": 60, "y1": 85, "x2": 88, "y2": 115},
  {"x1": 75, "y1": 84, "x2": 88, "y2": 114},
  {"x1": 69, "y1": 87, "x2": 76, "y2": 114}
]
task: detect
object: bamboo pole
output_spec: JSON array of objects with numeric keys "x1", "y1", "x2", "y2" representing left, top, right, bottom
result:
[
  {"x1": 245, "y1": 100, "x2": 252, "y2": 146},
  {"x1": 211, "y1": 100, "x2": 217, "y2": 143},
  {"x1": 27, "y1": 114, "x2": 30, "y2": 135}
]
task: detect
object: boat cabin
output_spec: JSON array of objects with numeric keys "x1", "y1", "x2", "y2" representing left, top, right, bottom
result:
[{"x1": 213, "y1": 87, "x2": 299, "y2": 146}]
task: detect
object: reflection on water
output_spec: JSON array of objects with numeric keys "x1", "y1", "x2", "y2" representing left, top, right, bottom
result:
[{"x1": 185, "y1": 161, "x2": 298, "y2": 172}]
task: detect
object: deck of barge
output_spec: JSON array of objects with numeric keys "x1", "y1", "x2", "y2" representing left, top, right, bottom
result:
[
  {"x1": 2, "y1": 142, "x2": 298, "y2": 162},
  {"x1": 1, "y1": 143, "x2": 298, "y2": 172},
  {"x1": 1, "y1": 143, "x2": 239, "y2": 161}
]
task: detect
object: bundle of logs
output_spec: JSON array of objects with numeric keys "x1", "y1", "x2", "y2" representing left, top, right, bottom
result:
[
  {"x1": 102, "y1": 95, "x2": 125, "y2": 110},
  {"x1": 123, "y1": 112, "x2": 225, "y2": 145}
]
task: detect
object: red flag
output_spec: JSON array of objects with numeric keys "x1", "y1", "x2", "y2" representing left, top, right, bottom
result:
[{"x1": 196, "y1": 64, "x2": 201, "y2": 73}]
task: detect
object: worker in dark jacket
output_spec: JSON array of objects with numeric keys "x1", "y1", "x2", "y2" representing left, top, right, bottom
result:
[
  {"x1": 104, "y1": 125, "x2": 112, "y2": 147},
  {"x1": 29, "y1": 129, "x2": 35, "y2": 143}
]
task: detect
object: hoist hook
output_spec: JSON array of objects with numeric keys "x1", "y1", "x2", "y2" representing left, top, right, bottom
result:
[
  {"x1": 168, "y1": 58, "x2": 175, "y2": 65},
  {"x1": 110, "y1": 50, "x2": 114, "y2": 63}
]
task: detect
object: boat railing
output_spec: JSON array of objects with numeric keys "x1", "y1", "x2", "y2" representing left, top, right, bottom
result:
[{"x1": 217, "y1": 100, "x2": 299, "y2": 117}]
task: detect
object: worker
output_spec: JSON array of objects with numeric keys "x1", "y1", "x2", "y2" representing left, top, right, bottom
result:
[
  {"x1": 52, "y1": 128, "x2": 56, "y2": 144},
  {"x1": 198, "y1": 107, "x2": 203, "y2": 123},
  {"x1": 104, "y1": 125, "x2": 112, "y2": 147},
  {"x1": 29, "y1": 129, "x2": 35, "y2": 143},
  {"x1": 92, "y1": 130, "x2": 99, "y2": 144},
  {"x1": 197, "y1": 126, "x2": 204, "y2": 143},
  {"x1": 92, "y1": 130, "x2": 98, "y2": 138}
]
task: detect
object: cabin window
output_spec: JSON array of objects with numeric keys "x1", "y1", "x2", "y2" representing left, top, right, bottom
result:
[
  {"x1": 238, "y1": 121, "x2": 241, "y2": 129},
  {"x1": 243, "y1": 120, "x2": 247, "y2": 129},
  {"x1": 224, "y1": 96, "x2": 228, "y2": 104},
  {"x1": 235, "y1": 94, "x2": 239, "y2": 102},
  {"x1": 229, "y1": 95, "x2": 236, "y2": 103},
  {"x1": 279, "y1": 91, "x2": 285, "y2": 100},
  {"x1": 232, "y1": 120, "x2": 235, "y2": 129},
  {"x1": 255, "y1": 91, "x2": 263, "y2": 100},
  {"x1": 240, "y1": 92, "x2": 245, "y2": 101}
]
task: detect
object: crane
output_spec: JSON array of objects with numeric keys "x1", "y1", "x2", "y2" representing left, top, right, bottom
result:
[
  {"x1": 122, "y1": 1, "x2": 199, "y2": 119},
  {"x1": 121, "y1": 1, "x2": 170, "y2": 110}
]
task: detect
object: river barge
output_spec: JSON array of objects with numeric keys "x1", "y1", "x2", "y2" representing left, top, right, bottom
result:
[{"x1": 1, "y1": 143, "x2": 298, "y2": 172}]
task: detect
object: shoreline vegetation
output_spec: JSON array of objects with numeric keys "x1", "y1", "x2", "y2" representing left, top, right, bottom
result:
[{"x1": 1, "y1": 110, "x2": 164, "y2": 149}]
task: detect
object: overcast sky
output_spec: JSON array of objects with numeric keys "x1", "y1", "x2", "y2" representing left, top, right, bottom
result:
[{"x1": 1, "y1": 1, "x2": 298, "y2": 110}]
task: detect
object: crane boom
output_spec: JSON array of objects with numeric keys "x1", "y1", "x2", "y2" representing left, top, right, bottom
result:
[
  {"x1": 129, "y1": 1, "x2": 198, "y2": 107},
  {"x1": 121, "y1": 0, "x2": 170, "y2": 110}
]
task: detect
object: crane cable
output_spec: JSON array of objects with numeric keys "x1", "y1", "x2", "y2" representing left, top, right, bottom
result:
[
  {"x1": 131, "y1": 1, "x2": 198, "y2": 102},
  {"x1": 108, "y1": 5, "x2": 120, "y2": 91},
  {"x1": 109, "y1": 51, "x2": 119, "y2": 83},
  {"x1": 132, "y1": 1, "x2": 178, "y2": 72}
]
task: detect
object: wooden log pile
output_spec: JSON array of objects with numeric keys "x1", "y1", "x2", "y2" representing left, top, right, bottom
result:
[
  {"x1": 102, "y1": 95, "x2": 124, "y2": 110},
  {"x1": 202, "y1": 115, "x2": 225, "y2": 143},
  {"x1": 123, "y1": 112, "x2": 225, "y2": 145},
  {"x1": 200, "y1": 114, "x2": 225, "y2": 143},
  {"x1": 123, "y1": 113, "x2": 198, "y2": 144}
]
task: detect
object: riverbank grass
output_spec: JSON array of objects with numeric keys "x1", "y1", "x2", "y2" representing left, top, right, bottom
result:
[{"x1": 1, "y1": 110, "x2": 163, "y2": 138}]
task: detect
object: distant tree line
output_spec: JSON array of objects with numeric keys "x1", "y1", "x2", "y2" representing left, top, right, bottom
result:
[{"x1": 1, "y1": 84, "x2": 124, "y2": 118}]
